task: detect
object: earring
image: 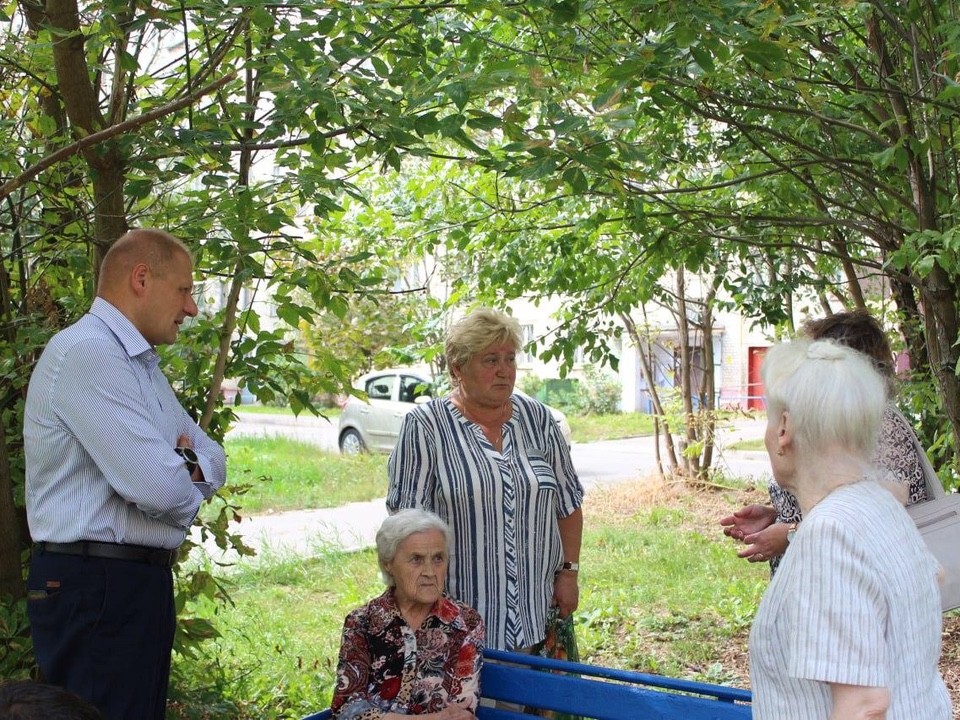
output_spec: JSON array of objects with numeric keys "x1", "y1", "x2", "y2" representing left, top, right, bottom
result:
[{"x1": 776, "y1": 449, "x2": 785, "y2": 456}]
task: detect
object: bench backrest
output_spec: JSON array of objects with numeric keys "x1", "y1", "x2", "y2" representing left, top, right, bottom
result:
[
  {"x1": 303, "y1": 649, "x2": 752, "y2": 720},
  {"x1": 477, "y1": 649, "x2": 751, "y2": 720}
]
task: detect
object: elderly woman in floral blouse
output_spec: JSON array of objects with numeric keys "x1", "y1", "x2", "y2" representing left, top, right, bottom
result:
[{"x1": 331, "y1": 509, "x2": 484, "y2": 720}]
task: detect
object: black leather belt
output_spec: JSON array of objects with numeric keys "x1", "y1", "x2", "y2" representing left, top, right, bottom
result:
[{"x1": 35, "y1": 541, "x2": 178, "y2": 567}]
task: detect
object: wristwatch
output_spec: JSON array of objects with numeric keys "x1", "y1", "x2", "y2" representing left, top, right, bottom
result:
[
  {"x1": 175, "y1": 446, "x2": 199, "y2": 474},
  {"x1": 560, "y1": 561, "x2": 579, "y2": 572}
]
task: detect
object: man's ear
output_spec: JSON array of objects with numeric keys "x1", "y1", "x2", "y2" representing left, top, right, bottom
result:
[{"x1": 130, "y1": 262, "x2": 149, "y2": 296}]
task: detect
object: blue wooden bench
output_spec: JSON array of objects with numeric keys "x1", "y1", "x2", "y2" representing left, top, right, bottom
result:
[{"x1": 302, "y1": 648, "x2": 752, "y2": 720}]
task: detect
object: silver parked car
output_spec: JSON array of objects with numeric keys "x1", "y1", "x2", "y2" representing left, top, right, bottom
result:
[{"x1": 337, "y1": 368, "x2": 572, "y2": 455}]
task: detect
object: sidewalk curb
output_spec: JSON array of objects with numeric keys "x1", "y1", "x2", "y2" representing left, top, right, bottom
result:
[{"x1": 233, "y1": 411, "x2": 336, "y2": 428}]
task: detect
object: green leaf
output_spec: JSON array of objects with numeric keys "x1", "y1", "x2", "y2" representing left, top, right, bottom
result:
[
  {"x1": 562, "y1": 167, "x2": 589, "y2": 194},
  {"x1": 119, "y1": 50, "x2": 138, "y2": 72},
  {"x1": 443, "y1": 82, "x2": 469, "y2": 110},
  {"x1": 740, "y1": 39, "x2": 786, "y2": 69},
  {"x1": 689, "y1": 45, "x2": 715, "y2": 73},
  {"x1": 371, "y1": 56, "x2": 390, "y2": 78}
]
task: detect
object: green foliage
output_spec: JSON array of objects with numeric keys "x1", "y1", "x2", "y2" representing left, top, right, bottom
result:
[
  {"x1": 898, "y1": 375, "x2": 959, "y2": 491},
  {"x1": 540, "y1": 378, "x2": 585, "y2": 415},
  {"x1": 577, "y1": 364, "x2": 621, "y2": 415},
  {"x1": 0, "y1": 595, "x2": 32, "y2": 679},
  {"x1": 3, "y1": 0, "x2": 960, "y2": 691},
  {"x1": 170, "y1": 550, "x2": 379, "y2": 719},
  {"x1": 517, "y1": 372, "x2": 545, "y2": 399}
]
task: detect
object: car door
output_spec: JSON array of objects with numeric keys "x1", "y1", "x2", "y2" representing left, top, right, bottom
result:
[
  {"x1": 380, "y1": 373, "x2": 430, "y2": 451},
  {"x1": 361, "y1": 373, "x2": 400, "y2": 452}
]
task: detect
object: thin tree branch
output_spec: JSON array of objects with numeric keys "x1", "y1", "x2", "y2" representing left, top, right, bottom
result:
[{"x1": 0, "y1": 72, "x2": 236, "y2": 202}]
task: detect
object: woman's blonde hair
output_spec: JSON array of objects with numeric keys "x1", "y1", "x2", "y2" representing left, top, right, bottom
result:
[{"x1": 444, "y1": 307, "x2": 522, "y2": 386}]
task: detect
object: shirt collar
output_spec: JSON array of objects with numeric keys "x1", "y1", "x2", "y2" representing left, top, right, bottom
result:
[
  {"x1": 89, "y1": 297, "x2": 156, "y2": 362},
  {"x1": 369, "y1": 589, "x2": 468, "y2": 632}
]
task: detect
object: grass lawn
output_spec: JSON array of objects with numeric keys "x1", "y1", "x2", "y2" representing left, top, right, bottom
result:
[
  {"x1": 568, "y1": 412, "x2": 657, "y2": 443},
  {"x1": 171, "y1": 478, "x2": 770, "y2": 719},
  {"x1": 221, "y1": 412, "x2": 660, "y2": 515},
  {"x1": 727, "y1": 438, "x2": 765, "y2": 452},
  {"x1": 222, "y1": 436, "x2": 388, "y2": 513},
  {"x1": 175, "y1": 413, "x2": 960, "y2": 718}
]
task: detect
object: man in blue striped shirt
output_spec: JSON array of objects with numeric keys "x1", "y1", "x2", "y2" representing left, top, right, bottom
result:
[{"x1": 23, "y1": 228, "x2": 227, "y2": 720}]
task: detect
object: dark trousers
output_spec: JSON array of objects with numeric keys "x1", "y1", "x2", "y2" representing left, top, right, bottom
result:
[{"x1": 27, "y1": 549, "x2": 176, "y2": 720}]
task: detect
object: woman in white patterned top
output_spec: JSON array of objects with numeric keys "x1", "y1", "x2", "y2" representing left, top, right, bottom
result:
[
  {"x1": 720, "y1": 310, "x2": 928, "y2": 572},
  {"x1": 749, "y1": 338, "x2": 950, "y2": 719},
  {"x1": 387, "y1": 308, "x2": 584, "y2": 651}
]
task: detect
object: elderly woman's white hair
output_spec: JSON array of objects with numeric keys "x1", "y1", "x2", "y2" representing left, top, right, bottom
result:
[
  {"x1": 762, "y1": 338, "x2": 887, "y2": 459},
  {"x1": 444, "y1": 308, "x2": 522, "y2": 387},
  {"x1": 376, "y1": 508, "x2": 452, "y2": 586}
]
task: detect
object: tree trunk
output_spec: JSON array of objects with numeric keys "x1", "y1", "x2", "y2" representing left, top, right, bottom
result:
[
  {"x1": 675, "y1": 269, "x2": 700, "y2": 479},
  {"x1": 0, "y1": 264, "x2": 25, "y2": 600},
  {"x1": 920, "y1": 266, "x2": 960, "y2": 447},
  {"x1": 698, "y1": 284, "x2": 718, "y2": 478},
  {"x1": 619, "y1": 310, "x2": 679, "y2": 474}
]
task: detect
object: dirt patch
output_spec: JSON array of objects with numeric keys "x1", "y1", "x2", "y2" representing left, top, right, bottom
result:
[{"x1": 585, "y1": 476, "x2": 960, "y2": 715}]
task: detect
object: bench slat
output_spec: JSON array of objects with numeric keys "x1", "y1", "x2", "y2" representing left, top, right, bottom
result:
[
  {"x1": 478, "y1": 663, "x2": 750, "y2": 720},
  {"x1": 483, "y1": 649, "x2": 751, "y2": 703}
]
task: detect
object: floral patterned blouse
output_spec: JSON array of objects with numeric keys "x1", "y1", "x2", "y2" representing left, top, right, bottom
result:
[
  {"x1": 768, "y1": 403, "x2": 928, "y2": 573},
  {"x1": 331, "y1": 589, "x2": 485, "y2": 720}
]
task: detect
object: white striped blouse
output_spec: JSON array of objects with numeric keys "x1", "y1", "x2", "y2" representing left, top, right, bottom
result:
[
  {"x1": 24, "y1": 298, "x2": 227, "y2": 550},
  {"x1": 387, "y1": 393, "x2": 584, "y2": 650},
  {"x1": 749, "y1": 481, "x2": 951, "y2": 719}
]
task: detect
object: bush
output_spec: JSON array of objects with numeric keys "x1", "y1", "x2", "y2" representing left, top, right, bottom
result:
[
  {"x1": 578, "y1": 365, "x2": 621, "y2": 415},
  {"x1": 0, "y1": 595, "x2": 33, "y2": 679},
  {"x1": 517, "y1": 372, "x2": 545, "y2": 399},
  {"x1": 542, "y1": 378, "x2": 585, "y2": 415}
]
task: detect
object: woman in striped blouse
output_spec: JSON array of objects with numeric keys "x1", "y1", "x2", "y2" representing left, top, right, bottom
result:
[
  {"x1": 749, "y1": 338, "x2": 950, "y2": 719},
  {"x1": 387, "y1": 307, "x2": 584, "y2": 652}
]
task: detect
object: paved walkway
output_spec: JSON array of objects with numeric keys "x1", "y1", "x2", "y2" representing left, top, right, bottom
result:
[{"x1": 193, "y1": 417, "x2": 768, "y2": 566}]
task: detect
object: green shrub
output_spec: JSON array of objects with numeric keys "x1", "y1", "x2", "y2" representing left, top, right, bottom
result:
[
  {"x1": 517, "y1": 372, "x2": 545, "y2": 399},
  {"x1": 0, "y1": 595, "x2": 33, "y2": 679},
  {"x1": 541, "y1": 378, "x2": 585, "y2": 415},
  {"x1": 578, "y1": 365, "x2": 621, "y2": 415}
]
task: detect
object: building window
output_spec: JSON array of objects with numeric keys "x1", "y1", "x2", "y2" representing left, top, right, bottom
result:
[{"x1": 517, "y1": 324, "x2": 536, "y2": 365}]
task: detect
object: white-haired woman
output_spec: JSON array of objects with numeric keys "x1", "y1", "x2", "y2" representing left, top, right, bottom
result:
[
  {"x1": 720, "y1": 309, "x2": 928, "y2": 572},
  {"x1": 388, "y1": 307, "x2": 584, "y2": 653},
  {"x1": 749, "y1": 339, "x2": 950, "y2": 719},
  {"x1": 332, "y1": 509, "x2": 484, "y2": 720}
]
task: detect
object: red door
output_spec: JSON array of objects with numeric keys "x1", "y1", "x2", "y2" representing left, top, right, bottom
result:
[{"x1": 747, "y1": 346, "x2": 768, "y2": 410}]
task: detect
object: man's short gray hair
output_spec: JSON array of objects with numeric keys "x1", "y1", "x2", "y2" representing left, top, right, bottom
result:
[{"x1": 376, "y1": 508, "x2": 451, "y2": 586}]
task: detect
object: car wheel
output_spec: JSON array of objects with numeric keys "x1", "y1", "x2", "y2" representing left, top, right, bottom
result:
[{"x1": 339, "y1": 429, "x2": 367, "y2": 456}]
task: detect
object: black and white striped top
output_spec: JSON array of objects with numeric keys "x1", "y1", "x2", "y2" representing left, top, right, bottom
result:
[
  {"x1": 23, "y1": 297, "x2": 227, "y2": 550},
  {"x1": 387, "y1": 393, "x2": 583, "y2": 650}
]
